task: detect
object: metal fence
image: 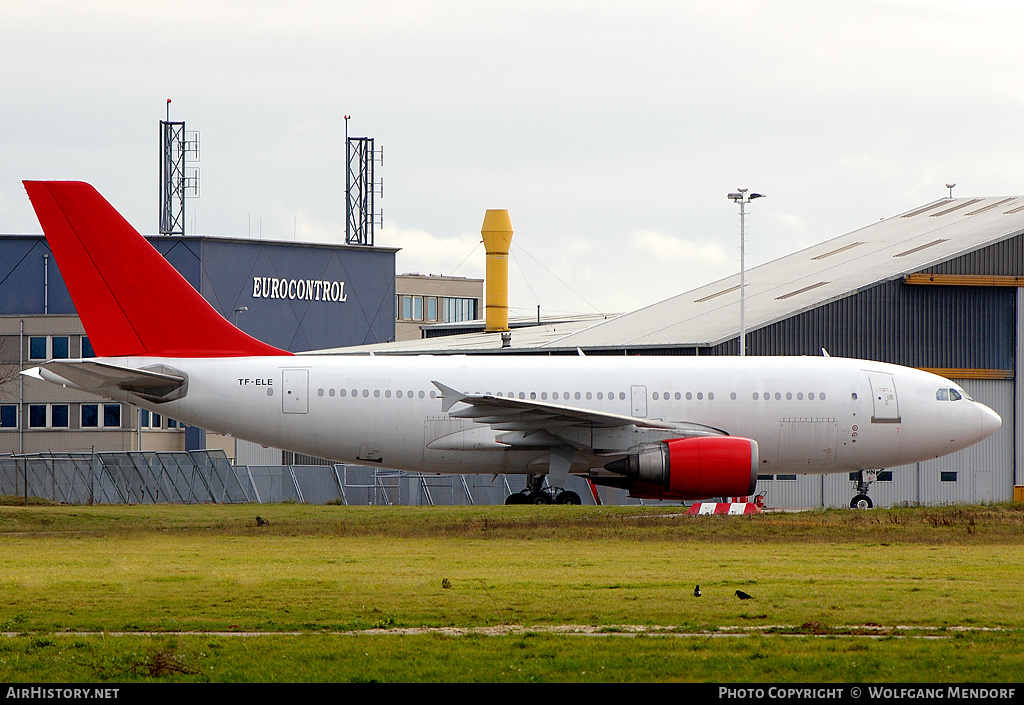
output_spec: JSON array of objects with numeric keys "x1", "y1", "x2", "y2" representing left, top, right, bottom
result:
[
  {"x1": 0, "y1": 451, "x2": 628, "y2": 506},
  {"x1": 0, "y1": 451, "x2": 248, "y2": 505}
]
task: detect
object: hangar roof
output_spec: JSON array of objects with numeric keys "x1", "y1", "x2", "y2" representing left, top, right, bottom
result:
[
  {"x1": 550, "y1": 196, "x2": 1024, "y2": 349},
  {"x1": 319, "y1": 195, "x2": 1024, "y2": 354},
  {"x1": 305, "y1": 314, "x2": 607, "y2": 355}
]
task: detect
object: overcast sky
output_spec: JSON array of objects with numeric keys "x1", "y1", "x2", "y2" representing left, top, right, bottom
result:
[{"x1": 3, "y1": 0, "x2": 1023, "y2": 317}]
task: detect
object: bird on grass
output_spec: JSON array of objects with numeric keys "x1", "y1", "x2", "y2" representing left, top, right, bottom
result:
[
  {"x1": 256, "y1": 516, "x2": 269, "y2": 526},
  {"x1": 693, "y1": 584, "x2": 701, "y2": 597},
  {"x1": 735, "y1": 590, "x2": 753, "y2": 600}
]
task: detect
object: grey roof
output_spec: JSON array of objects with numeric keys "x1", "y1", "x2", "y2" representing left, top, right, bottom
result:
[
  {"x1": 305, "y1": 314, "x2": 610, "y2": 355},
  {"x1": 316, "y1": 196, "x2": 1024, "y2": 355},
  {"x1": 541, "y1": 196, "x2": 1024, "y2": 349}
]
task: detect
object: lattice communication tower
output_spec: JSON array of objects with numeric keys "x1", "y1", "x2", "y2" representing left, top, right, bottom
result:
[
  {"x1": 159, "y1": 104, "x2": 200, "y2": 235},
  {"x1": 345, "y1": 116, "x2": 382, "y2": 246}
]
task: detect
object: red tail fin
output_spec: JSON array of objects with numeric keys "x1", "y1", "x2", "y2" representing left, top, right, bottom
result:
[{"x1": 24, "y1": 181, "x2": 290, "y2": 357}]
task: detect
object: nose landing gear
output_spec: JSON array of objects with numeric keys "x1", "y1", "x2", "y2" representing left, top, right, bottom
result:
[{"x1": 849, "y1": 469, "x2": 878, "y2": 509}]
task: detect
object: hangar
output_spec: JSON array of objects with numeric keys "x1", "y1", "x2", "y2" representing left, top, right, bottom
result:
[{"x1": 335, "y1": 195, "x2": 1024, "y2": 508}]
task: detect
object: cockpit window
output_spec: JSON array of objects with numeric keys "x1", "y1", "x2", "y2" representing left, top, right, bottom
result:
[
  {"x1": 937, "y1": 388, "x2": 965, "y2": 401},
  {"x1": 949, "y1": 389, "x2": 962, "y2": 401},
  {"x1": 936, "y1": 388, "x2": 948, "y2": 401}
]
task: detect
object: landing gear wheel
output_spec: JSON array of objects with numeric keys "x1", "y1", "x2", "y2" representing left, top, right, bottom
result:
[
  {"x1": 504, "y1": 492, "x2": 528, "y2": 505},
  {"x1": 528, "y1": 491, "x2": 553, "y2": 504},
  {"x1": 850, "y1": 494, "x2": 873, "y2": 510},
  {"x1": 556, "y1": 491, "x2": 582, "y2": 505}
]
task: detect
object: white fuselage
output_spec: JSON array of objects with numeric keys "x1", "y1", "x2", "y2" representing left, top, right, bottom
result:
[{"x1": 87, "y1": 354, "x2": 1000, "y2": 477}]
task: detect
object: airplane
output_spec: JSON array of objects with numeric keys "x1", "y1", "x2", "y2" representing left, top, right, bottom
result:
[{"x1": 21, "y1": 181, "x2": 1002, "y2": 508}]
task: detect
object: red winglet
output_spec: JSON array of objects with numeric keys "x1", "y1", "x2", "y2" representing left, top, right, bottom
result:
[{"x1": 24, "y1": 181, "x2": 291, "y2": 358}]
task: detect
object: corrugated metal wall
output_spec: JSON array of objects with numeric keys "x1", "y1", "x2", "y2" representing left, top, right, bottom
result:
[
  {"x1": 724, "y1": 280, "x2": 1015, "y2": 370},
  {"x1": 921, "y1": 233, "x2": 1024, "y2": 276},
  {"x1": 710, "y1": 234, "x2": 1024, "y2": 367}
]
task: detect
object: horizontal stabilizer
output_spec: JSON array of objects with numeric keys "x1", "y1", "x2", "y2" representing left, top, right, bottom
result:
[{"x1": 31, "y1": 360, "x2": 188, "y2": 403}]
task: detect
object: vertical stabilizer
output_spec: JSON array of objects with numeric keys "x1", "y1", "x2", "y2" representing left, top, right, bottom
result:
[{"x1": 24, "y1": 181, "x2": 290, "y2": 357}]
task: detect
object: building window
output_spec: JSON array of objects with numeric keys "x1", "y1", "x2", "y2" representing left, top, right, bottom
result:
[
  {"x1": 400, "y1": 295, "x2": 413, "y2": 320},
  {"x1": 413, "y1": 296, "x2": 423, "y2": 320},
  {"x1": 940, "y1": 471, "x2": 958, "y2": 482},
  {"x1": 29, "y1": 405, "x2": 47, "y2": 428},
  {"x1": 82, "y1": 337, "x2": 95, "y2": 358},
  {"x1": 426, "y1": 297, "x2": 437, "y2": 321},
  {"x1": 81, "y1": 404, "x2": 99, "y2": 428},
  {"x1": 51, "y1": 336, "x2": 70, "y2": 359},
  {"x1": 0, "y1": 405, "x2": 16, "y2": 429},
  {"x1": 29, "y1": 337, "x2": 47, "y2": 360},
  {"x1": 442, "y1": 297, "x2": 478, "y2": 323},
  {"x1": 139, "y1": 409, "x2": 164, "y2": 429},
  {"x1": 776, "y1": 474, "x2": 797, "y2": 481},
  {"x1": 51, "y1": 405, "x2": 69, "y2": 428},
  {"x1": 103, "y1": 404, "x2": 121, "y2": 428}
]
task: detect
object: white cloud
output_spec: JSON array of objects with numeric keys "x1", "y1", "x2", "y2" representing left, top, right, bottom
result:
[
  {"x1": 5, "y1": 0, "x2": 1024, "y2": 316},
  {"x1": 385, "y1": 223, "x2": 483, "y2": 279}
]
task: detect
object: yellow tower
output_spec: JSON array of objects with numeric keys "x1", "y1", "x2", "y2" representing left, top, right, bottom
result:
[{"x1": 481, "y1": 209, "x2": 513, "y2": 333}]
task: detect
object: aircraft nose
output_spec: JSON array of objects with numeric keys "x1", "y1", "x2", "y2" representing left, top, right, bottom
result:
[{"x1": 977, "y1": 402, "x2": 1002, "y2": 441}]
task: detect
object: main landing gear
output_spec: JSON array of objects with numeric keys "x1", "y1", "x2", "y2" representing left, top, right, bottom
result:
[
  {"x1": 850, "y1": 469, "x2": 878, "y2": 510},
  {"x1": 504, "y1": 475, "x2": 582, "y2": 505}
]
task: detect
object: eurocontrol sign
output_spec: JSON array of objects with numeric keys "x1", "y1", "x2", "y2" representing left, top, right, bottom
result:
[{"x1": 252, "y1": 276, "x2": 348, "y2": 302}]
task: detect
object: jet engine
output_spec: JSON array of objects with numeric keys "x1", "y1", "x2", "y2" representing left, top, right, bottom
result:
[{"x1": 603, "y1": 436, "x2": 758, "y2": 501}]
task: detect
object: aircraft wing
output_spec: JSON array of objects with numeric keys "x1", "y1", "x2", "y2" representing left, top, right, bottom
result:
[
  {"x1": 26, "y1": 360, "x2": 188, "y2": 403},
  {"x1": 431, "y1": 381, "x2": 725, "y2": 436}
]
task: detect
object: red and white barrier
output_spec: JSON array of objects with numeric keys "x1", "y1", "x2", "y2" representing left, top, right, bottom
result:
[{"x1": 686, "y1": 502, "x2": 762, "y2": 515}]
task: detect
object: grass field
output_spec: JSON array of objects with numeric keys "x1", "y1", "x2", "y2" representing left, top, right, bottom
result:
[{"x1": 1, "y1": 501, "x2": 1022, "y2": 682}]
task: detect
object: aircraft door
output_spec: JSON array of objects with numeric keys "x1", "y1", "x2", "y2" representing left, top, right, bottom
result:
[
  {"x1": 631, "y1": 385, "x2": 648, "y2": 418},
  {"x1": 282, "y1": 369, "x2": 309, "y2": 414},
  {"x1": 867, "y1": 373, "x2": 900, "y2": 423}
]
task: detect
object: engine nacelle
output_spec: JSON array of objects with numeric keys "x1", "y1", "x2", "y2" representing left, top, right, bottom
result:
[{"x1": 605, "y1": 436, "x2": 759, "y2": 501}]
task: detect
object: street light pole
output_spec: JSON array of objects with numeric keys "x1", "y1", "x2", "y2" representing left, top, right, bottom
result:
[{"x1": 727, "y1": 188, "x2": 765, "y2": 357}]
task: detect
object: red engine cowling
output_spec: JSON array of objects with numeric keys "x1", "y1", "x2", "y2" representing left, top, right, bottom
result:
[{"x1": 606, "y1": 436, "x2": 759, "y2": 501}]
